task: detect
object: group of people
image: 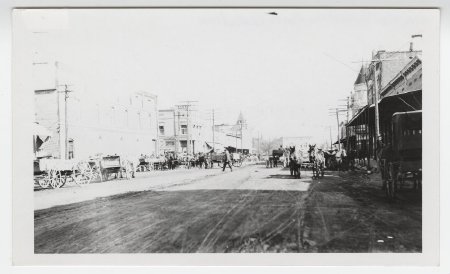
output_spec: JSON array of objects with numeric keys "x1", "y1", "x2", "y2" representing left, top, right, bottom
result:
[
  {"x1": 288, "y1": 155, "x2": 301, "y2": 178},
  {"x1": 149, "y1": 149, "x2": 246, "y2": 172}
]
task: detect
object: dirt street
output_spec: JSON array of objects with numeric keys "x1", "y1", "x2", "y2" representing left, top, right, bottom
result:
[{"x1": 34, "y1": 165, "x2": 421, "y2": 253}]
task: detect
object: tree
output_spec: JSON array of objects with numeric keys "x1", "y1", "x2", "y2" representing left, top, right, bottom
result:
[{"x1": 260, "y1": 138, "x2": 282, "y2": 155}]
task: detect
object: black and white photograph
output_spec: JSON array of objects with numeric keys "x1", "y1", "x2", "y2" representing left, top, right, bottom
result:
[{"x1": 9, "y1": 6, "x2": 442, "y2": 267}]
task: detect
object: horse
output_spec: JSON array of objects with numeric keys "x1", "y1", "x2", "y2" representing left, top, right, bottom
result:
[
  {"x1": 283, "y1": 148, "x2": 291, "y2": 168},
  {"x1": 288, "y1": 148, "x2": 303, "y2": 179},
  {"x1": 335, "y1": 148, "x2": 348, "y2": 171},
  {"x1": 308, "y1": 145, "x2": 325, "y2": 178}
]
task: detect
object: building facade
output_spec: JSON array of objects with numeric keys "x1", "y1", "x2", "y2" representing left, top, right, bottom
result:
[
  {"x1": 158, "y1": 106, "x2": 206, "y2": 154},
  {"x1": 366, "y1": 50, "x2": 421, "y2": 105},
  {"x1": 35, "y1": 89, "x2": 158, "y2": 160},
  {"x1": 346, "y1": 49, "x2": 422, "y2": 164}
]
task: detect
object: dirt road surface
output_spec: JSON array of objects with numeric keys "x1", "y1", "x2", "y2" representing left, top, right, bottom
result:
[{"x1": 34, "y1": 165, "x2": 421, "y2": 253}]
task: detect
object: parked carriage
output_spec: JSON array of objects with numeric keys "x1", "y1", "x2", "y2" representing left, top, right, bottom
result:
[
  {"x1": 231, "y1": 153, "x2": 243, "y2": 167},
  {"x1": 380, "y1": 110, "x2": 422, "y2": 199},
  {"x1": 136, "y1": 155, "x2": 166, "y2": 171},
  {"x1": 34, "y1": 158, "x2": 95, "y2": 189},
  {"x1": 100, "y1": 155, "x2": 135, "y2": 180},
  {"x1": 209, "y1": 152, "x2": 224, "y2": 167}
]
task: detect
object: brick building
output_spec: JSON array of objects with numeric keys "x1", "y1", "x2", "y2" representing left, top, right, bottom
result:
[
  {"x1": 34, "y1": 88, "x2": 158, "y2": 160},
  {"x1": 346, "y1": 50, "x2": 422, "y2": 164},
  {"x1": 158, "y1": 106, "x2": 206, "y2": 154}
]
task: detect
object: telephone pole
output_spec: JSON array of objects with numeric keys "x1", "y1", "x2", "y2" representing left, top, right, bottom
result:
[
  {"x1": 57, "y1": 84, "x2": 73, "y2": 160},
  {"x1": 178, "y1": 100, "x2": 198, "y2": 155},
  {"x1": 346, "y1": 96, "x2": 350, "y2": 151},
  {"x1": 55, "y1": 61, "x2": 62, "y2": 159},
  {"x1": 240, "y1": 122, "x2": 243, "y2": 153},
  {"x1": 212, "y1": 109, "x2": 215, "y2": 151},
  {"x1": 373, "y1": 64, "x2": 380, "y2": 142},
  {"x1": 173, "y1": 110, "x2": 178, "y2": 153},
  {"x1": 63, "y1": 85, "x2": 72, "y2": 159},
  {"x1": 329, "y1": 126, "x2": 332, "y2": 149},
  {"x1": 336, "y1": 108, "x2": 340, "y2": 150},
  {"x1": 328, "y1": 106, "x2": 347, "y2": 150}
]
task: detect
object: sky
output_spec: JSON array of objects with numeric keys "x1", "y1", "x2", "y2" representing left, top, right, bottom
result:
[{"x1": 20, "y1": 8, "x2": 429, "y2": 144}]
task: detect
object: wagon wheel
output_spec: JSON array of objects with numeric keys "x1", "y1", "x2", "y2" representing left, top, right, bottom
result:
[
  {"x1": 73, "y1": 172, "x2": 91, "y2": 185},
  {"x1": 124, "y1": 162, "x2": 135, "y2": 179},
  {"x1": 49, "y1": 170, "x2": 66, "y2": 189},
  {"x1": 74, "y1": 161, "x2": 93, "y2": 185},
  {"x1": 232, "y1": 159, "x2": 242, "y2": 167},
  {"x1": 37, "y1": 174, "x2": 51, "y2": 189},
  {"x1": 101, "y1": 169, "x2": 109, "y2": 181},
  {"x1": 90, "y1": 163, "x2": 102, "y2": 182},
  {"x1": 385, "y1": 163, "x2": 397, "y2": 200}
]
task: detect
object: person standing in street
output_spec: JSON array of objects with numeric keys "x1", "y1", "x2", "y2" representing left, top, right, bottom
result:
[
  {"x1": 168, "y1": 154, "x2": 173, "y2": 170},
  {"x1": 222, "y1": 149, "x2": 233, "y2": 172}
]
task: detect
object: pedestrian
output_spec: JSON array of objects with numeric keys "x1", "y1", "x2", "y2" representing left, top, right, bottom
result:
[
  {"x1": 289, "y1": 156, "x2": 295, "y2": 176},
  {"x1": 293, "y1": 156, "x2": 301, "y2": 179},
  {"x1": 222, "y1": 149, "x2": 233, "y2": 172},
  {"x1": 168, "y1": 154, "x2": 173, "y2": 170}
]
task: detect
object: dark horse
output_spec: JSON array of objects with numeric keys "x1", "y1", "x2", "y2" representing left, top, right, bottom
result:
[{"x1": 308, "y1": 144, "x2": 325, "y2": 178}]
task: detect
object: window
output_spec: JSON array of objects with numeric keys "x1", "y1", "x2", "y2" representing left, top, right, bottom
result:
[
  {"x1": 181, "y1": 125, "x2": 187, "y2": 134},
  {"x1": 68, "y1": 139, "x2": 74, "y2": 159},
  {"x1": 159, "y1": 124, "x2": 165, "y2": 135}
]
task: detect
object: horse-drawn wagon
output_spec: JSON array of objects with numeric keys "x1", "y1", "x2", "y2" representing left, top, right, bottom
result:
[
  {"x1": 380, "y1": 110, "x2": 422, "y2": 199},
  {"x1": 34, "y1": 158, "x2": 95, "y2": 189},
  {"x1": 99, "y1": 155, "x2": 135, "y2": 180}
]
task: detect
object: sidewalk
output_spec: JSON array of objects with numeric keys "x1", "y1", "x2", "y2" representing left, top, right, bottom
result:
[
  {"x1": 34, "y1": 166, "x2": 227, "y2": 210},
  {"x1": 301, "y1": 169, "x2": 422, "y2": 252}
]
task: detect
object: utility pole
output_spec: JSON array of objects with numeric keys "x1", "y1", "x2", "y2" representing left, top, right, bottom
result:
[
  {"x1": 346, "y1": 96, "x2": 350, "y2": 151},
  {"x1": 240, "y1": 122, "x2": 243, "y2": 154},
  {"x1": 258, "y1": 131, "x2": 261, "y2": 156},
  {"x1": 212, "y1": 109, "x2": 215, "y2": 151},
  {"x1": 175, "y1": 111, "x2": 184, "y2": 154},
  {"x1": 329, "y1": 126, "x2": 332, "y2": 149},
  {"x1": 55, "y1": 61, "x2": 62, "y2": 159},
  {"x1": 173, "y1": 110, "x2": 178, "y2": 153},
  {"x1": 336, "y1": 108, "x2": 341, "y2": 150},
  {"x1": 62, "y1": 85, "x2": 72, "y2": 159},
  {"x1": 179, "y1": 100, "x2": 198, "y2": 155},
  {"x1": 187, "y1": 105, "x2": 190, "y2": 155},
  {"x1": 373, "y1": 63, "x2": 380, "y2": 143}
]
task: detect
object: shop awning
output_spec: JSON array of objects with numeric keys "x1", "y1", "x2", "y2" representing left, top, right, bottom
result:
[
  {"x1": 347, "y1": 105, "x2": 370, "y2": 127},
  {"x1": 33, "y1": 122, "x2": 52, "y2": 140},
  {"x1": 347, "y1": 89, "x2": 421, "y2": 127}
]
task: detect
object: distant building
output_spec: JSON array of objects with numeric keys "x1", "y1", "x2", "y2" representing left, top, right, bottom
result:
[
  {"x1": 349, "y1": 65, "x2": 368, "y2": 118},
  {"x1": 158, "y1": 106, "x2": 205, "y2": 154},
  {"x1": 366, "y1": 50, "x2": 421, "y2": 105},
  {"x1": 281, "y1": 136, "x2": 312, "y2": 151},
  {"x1": 211, "y1": 112, "x2": 252, "y2": 153},
  {"x1": 379, "y1": 56, "x2": 422, "y2": 98},
  {"x1": 35, "y1": 89, "x2": 158, "y2": 159},
  {"x1": 346, "y1": 49, "x2": 422, "y2": 163}
]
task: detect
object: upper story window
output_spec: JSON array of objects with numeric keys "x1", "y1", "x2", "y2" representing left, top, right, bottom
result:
[
  {"x1": 159, "y1": 124, "x2": 165, "y2": 135},
  {"x1": 180, "y1": 125, "x2": 187, "y2": 134}
]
